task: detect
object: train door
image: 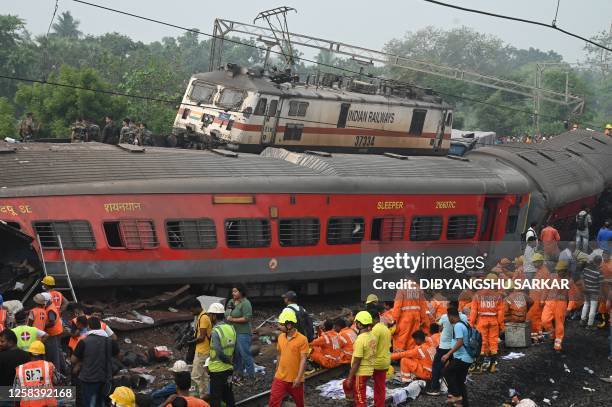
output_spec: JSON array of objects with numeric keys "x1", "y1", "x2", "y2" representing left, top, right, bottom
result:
[
  {"x1": 261, "y1": 97, "x2": 282, "y2": 145},
  {"x1": 433, "y1": 109, "x2": 448, "y2": 151},
  {"x1": 479, "y1": 197, "x2": 501, "y2": 241},
  {"x1": 337, "y1": 103, "x2": 351, "y2": 128}
]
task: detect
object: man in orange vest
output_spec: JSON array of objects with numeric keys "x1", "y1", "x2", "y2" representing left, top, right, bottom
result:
[
  {"x1": 540, "y1": 222, "x2": 561, "y2": 258},
  {"x1": 526, "y1": 253, "x2": 549, "y2": 343},
  {"x1": 469, "y1": 274, "x2": 504, "y2": 373},
  {"x1": 391, "y1": 286, "x2": 429, "y2": 351},
  {"x1": 28, "y1": 293, "x2": 63, "y2": 376},
  {"x1": 14, "y1": 340, "x2": 58, "y2": 407},
  {"x1": 310, "y1": 320, "x2": 342, "y2": 369},
  {"x1": 390, "y1": 330, "x2": 435, "y2": 382},
  {"x1": 541, "y1": 262, "x2": 570, "y2": 351},
  {"x1": 336, "y1": 318, "x2": 357, "y2": 364},
  {"x1": 41, "y1": 276, "x2": 68, "y2": 312},
  {"x1": 504, "y1": 284, "x2": 533, "y2": 323}
]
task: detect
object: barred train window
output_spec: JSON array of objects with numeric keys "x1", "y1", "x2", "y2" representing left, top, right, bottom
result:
[
  {"x1": 279, "y1": 218, "x2": 320, "y2": 247},
  {"x1": 103, "y1": 220, "x2": 158, "y2": 249},
  {"x1": 327, "y1": 217, "x2": 365, "y2": 245},
  {"x1": 33, "y1": 220, "x2": 96, "y2": 249},
  {"x1": 371, "y1": 217, "x2": 405, "y2": 241},
  {"x1": 447, "y1": 215, "x2": 478, "y2": 240},
  {"x1": 284, "y1": 123, "x2": 304, "y2": 141},
  {"x1": 288, "y1": 101, "x2": 309, "y2": 117},
  {"x1": 254, "y1": 98, "x2": 267, "y2": 116},
  {"x1": 409, "y1": 216, "x2": 442, "y2": 241},
  {"x1": 225, "y1": 218, "x2": 270, "y2": 248},
  {"x1": 166, "y1": 219, "x2": 217, "y2": 249}
]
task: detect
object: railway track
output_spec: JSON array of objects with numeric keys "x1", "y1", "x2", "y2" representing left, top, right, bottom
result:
[{"x1": 235, "y1": 365, "x2": 349, "y2": 406}]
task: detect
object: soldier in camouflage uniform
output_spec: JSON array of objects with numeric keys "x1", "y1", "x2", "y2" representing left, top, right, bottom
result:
[
  {"x1": 71, "y1": 117, "x2": 87, "y2": 142},
  {"x1": 19, "y1": 112, "x2": 40, "y2": 142},
  {"x1": 138, "y1": 122, "x2": 153, "y2": 146},
  {"x1": 119, "y1": 117, "x2": 138, "y2": 144}
]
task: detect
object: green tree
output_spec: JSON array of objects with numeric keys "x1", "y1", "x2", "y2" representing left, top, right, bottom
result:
[
  {"x1": 0, "y1": 15, "x2": 37, "y2": 100},
  {"x1": 51, "y1": 11, "x2": 82, "y2": 39},
  {"x1": 15, "y1": 65, "x2": 126, "y2": 137},
  {"x1": 0, "y1": 97, "x2": 16, "y2": 138}
]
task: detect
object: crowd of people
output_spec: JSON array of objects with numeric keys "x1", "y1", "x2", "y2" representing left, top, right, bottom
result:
[{"x1": 0, "y1": 212, "x2": 611, "y2": 407}]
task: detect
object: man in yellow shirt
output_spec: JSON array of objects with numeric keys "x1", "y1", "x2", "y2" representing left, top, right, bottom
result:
[
  {"x1": 269, "y1": 309, "x2": 309, "y2": 407},
  {"x1": 343, "y1": 311, "x2": 377, "y2": 407},
  {"x1": 368, "y1": 304, "x2": 391, "y2": 407},
  {"x1": 190, "y1": 299, "x2": 212, "y2": 399}
]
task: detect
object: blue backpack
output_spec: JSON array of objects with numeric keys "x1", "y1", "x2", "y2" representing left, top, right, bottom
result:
[{"x1": 456, "y1": 321, "x2": 482, "y2": 359}]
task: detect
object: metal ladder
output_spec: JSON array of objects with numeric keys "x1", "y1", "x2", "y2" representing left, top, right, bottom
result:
[{"x1": 34, "y1": 234, "x2": 78, "y2": 303}]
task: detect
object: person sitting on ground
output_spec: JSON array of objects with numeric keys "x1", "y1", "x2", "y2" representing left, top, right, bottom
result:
[
  {"x1": 163, "y1": 371, "x2": 210, "y2": 406},
  {"x1": 428, "y1": 322, "x2": 441, "y2": 347},
  {"x1": 309, "y1": 319, "x2": 341, "y2": 369},
  {"x1": 391, "y1": 330, "x2": 436, "y2": 382},
  {"x1": 150, "y1": 360, "x2": 190, "y2": 406}
]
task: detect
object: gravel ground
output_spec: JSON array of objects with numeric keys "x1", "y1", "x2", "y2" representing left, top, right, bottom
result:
[{"x1": 106, "y1": 296, "x2": 612, "y2": 406}]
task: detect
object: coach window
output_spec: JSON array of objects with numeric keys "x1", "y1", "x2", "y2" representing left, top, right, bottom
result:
[
  {"x1": 505, "y1": 205, "x2": 519, "y2": 234},
  {"x1": 409, "y1": 216, "x2": 442, "y2": 241},
  {"x1": 225, "y1": 218, "x2": 271, "y2": 248},
  {"x1": 166, "y1": 218, "x2": 217, "y2": 249},
  {"x1": 217, "y1": 88, "x2": 245, "y2": 109},
  {"x1": 284, "y1": 123, "x2": 304, "y2": 141},
  {"x1": 327, "y1": 217, "x2": 365, "y2": 245},
  {"x1": 33, "y1": 220, "x2": 96, "y2": 249},
  {"x1": 190, "y1": 82, "x2": 216, "y2": 104},
  {"x1": 103, "y1": 219, "x2": 158, "y2": 249},
  {"x1": 279, "y1": 218, "x2": 320, "y2": 247},
  {"x1": 254, "y1": 98, "x2": 267, "y2": 116},
  {"x1": 446, "y1": 215, "x2": 478, "y2": 240},
  {"x1": 288, "y1": 101, "x2": 309, "y2": 117},
  {"x1": 268, "y1": 100, "x2": 278, "y2": 117},
  {"x1": 408, "y1": 109, "x2": 427, "y2": 135},
  {"x1": 371, "y1": 217, "x2": 405, "y2": 241}
]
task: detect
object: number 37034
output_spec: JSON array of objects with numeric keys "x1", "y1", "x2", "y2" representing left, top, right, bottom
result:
[{"x1": 354, "y1": 135, "x2": 375, "y2": 147}]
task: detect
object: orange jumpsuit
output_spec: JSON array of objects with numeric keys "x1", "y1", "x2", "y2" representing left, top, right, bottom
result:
[
  {"x1": 526, "y1": 265, "x2": 550, "y2": 335},
  {"x1": 566, "y1": 279, "x2": 584, "y2": 312},
  {"x1": 392, "y1": 288, "x2": 429, "y2": 351},
  {"x1": 504, "y1": 291, "x2": 532, "y2": 323},
  {"x1": 391, "y1": 340, "x2": 436, "y2": 381},
  {"x1": 338, "y1": 327, "x2": 357, "y2": 364},
  {"x1": 310, "y1": 330, "x2": 342, "y2": 368},
  {"x1": 470, "y1": 289, "x2": 504, "y2": 355},
  {"x1": 458, "y1": 289, "x2": 474, "y2": 317},
  {"x1": 429, "y1": 333, "x2": 440, "y2": 348},
  {"x1": 540, "y1": 226, "x2": 560, "y2": 258},
  {"x1": 541, "y1": 274, "x2": 569, "y2": 350},
  {"x1": 428, "y1": 298, "x2": 448, "y2": 321}
]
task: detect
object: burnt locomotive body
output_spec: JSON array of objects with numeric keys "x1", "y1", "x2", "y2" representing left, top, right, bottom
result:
[{"x1": 172, "y1": 67, "x2": 453, "y2": 155}]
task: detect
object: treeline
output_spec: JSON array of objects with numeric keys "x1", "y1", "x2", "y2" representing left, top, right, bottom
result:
[{"x1": 0, "y1": 11, "x2": 611, "y2": 138}]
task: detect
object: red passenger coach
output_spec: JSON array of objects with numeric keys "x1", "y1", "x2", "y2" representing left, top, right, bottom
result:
[{"x1": 0, "y1": 142, "x2": 530, "y2": 293}]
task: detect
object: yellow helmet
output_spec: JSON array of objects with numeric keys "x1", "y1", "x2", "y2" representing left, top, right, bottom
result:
[
  {"x1": 555, "y1": 260, "x2": 568, "y2": 271},
  {"x1": 485, "y1": 273, "x2": 498, "y2": 281},
  {"x1": 532, "y1": 253, "x2": 545, "y2": 262},
  {"x1": 354, "y1": 310, "x2": 373, "y2": 326},
  {"x1": 109, "y1": 386, "x2": 135, "y2": 407},
  {"x1": 28, "y1": 340, "x2": 45, "y2": 356},
  {"x1": 365, "y1": 294, "x2": 379, "y2": 304},
  {"x1": 606, "y1": 124, "x2": 612, "y2": 129},
  {"x1": 278, "y1": 309, "x2": 297, "y2": 324},
  {"x1": 41, "y1": 275, "x2": 55, "y2": 286},
  {"x1": 514, "y1": 256, "x2": 524, "y2": 266}
]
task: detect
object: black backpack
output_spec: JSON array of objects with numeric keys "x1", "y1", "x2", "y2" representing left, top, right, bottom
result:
[
  {"x1": 455, "y1": 321, "x2": 482, "y2": 359},
  {"x1": 288, "y1": 305, "x2": 315, "y2": 342}
]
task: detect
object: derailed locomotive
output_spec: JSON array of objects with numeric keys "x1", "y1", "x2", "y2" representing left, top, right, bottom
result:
[{"x1": 172, "y1": 65, "x2": 453, "y2": 155}]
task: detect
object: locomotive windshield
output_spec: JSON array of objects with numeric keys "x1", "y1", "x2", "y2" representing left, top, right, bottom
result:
[
  {"x1": 190, "y1": 82, "x2": 216, "y2": 104},
  {"x1": 217, "y1": 88, "x2": 246, "y2": 109}
]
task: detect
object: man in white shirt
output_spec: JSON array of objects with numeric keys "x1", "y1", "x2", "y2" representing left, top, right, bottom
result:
[
  {"x1": 525, "y1": 222, "x2": 538, "y2": 245},
  {"x1": 523, "y1": 236, "x2": 537, "y2": 280}
]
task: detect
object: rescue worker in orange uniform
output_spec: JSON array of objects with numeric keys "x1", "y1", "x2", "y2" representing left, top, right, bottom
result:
[
  {"x1": 526, "y1": 253, "x2": 548, "y2": 342},
  {"x1": 380, "y1": 301, "x2": 396, "y2": 335},
  {"x1": 28, "y1": 293, "x2": 63, "y2": 376},
  {"x1": 310, "y1": 319, "x2": 342, "y2": 369},
  {"x1": 336, "y1": 318, "x2": 357, "y2": 364},
  {"x1": 540, "y1": 222, "x2": 561, "y2": 258},
  {"x1": 390, "y1": 330, "x2": 435, "y2": 382},
  {"x1": 469, "y1": 274, "x2": 504, "y2": 373},
  {"x1": 504, "y1": 284, "x2": 533, "y2": 323},
  {"x1": 428, "y1": 293, "x2": 448, "y2": 322},
  {"x1": 429, "y1": 323, "x2": 441, "y2": 347},
  {"x1": 14, "y1": 341, "x2": 58, "y2": 407},
  {"x1": 458, "y1": 284, "x2": 475, "y2": 318},
  {"x1": 41, "y1": 276, "x2": 67, "y2": 312},
  {"x1": 541, "y1": 261, "x2": 570, "y2": 351},
  {"x1": 67, "y1": 315, "x2": 88, "y2": 354},
  {"x1": 391, "y1": 286, "x2": 429, "y2": 351}
]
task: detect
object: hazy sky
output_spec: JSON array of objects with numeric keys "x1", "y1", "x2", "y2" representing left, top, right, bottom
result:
[{"x1": 4, "y1": 0, "x2": 611, "y2": 63}]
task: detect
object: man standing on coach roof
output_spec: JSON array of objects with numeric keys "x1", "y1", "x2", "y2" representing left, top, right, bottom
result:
[{"x1": 269, "y1": 309, "x2": 309, "y2": 407}]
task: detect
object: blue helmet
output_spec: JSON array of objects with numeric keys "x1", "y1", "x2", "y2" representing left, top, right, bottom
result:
[{"x1": 0, "y1": 293, "x2": 3, "y2": 305}]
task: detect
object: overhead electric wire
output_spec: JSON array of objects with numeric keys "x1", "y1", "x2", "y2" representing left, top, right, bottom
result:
[
  {"x1": 68, "y1": 0, "x2": 595, "y2": 129},
  {"x1": 420, "y1": 0, "x2": 611, "y2": 52},
  {"x1": 1, "y1": 72, "x2": 608, "y2": 157}
]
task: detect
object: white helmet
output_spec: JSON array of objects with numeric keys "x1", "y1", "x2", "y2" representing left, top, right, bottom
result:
[
  {"x1": 169, "y1": 360, "x2": 190, "y2": 373},
  {"x1": 207, "y1": 302, "x2": 225, "y2": 314},
  {"x1": 33, "y1": 292, "x2": 51, "y2": 305}
]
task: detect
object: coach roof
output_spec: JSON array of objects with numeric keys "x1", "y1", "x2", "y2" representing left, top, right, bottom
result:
[{"x1": 0, "y1": 143, "x2": 528, "y2": 198}]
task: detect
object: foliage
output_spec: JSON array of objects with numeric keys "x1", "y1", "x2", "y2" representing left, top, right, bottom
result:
[{"x1": 0, "y1": 97, "x2": 16, "y2": 138}]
